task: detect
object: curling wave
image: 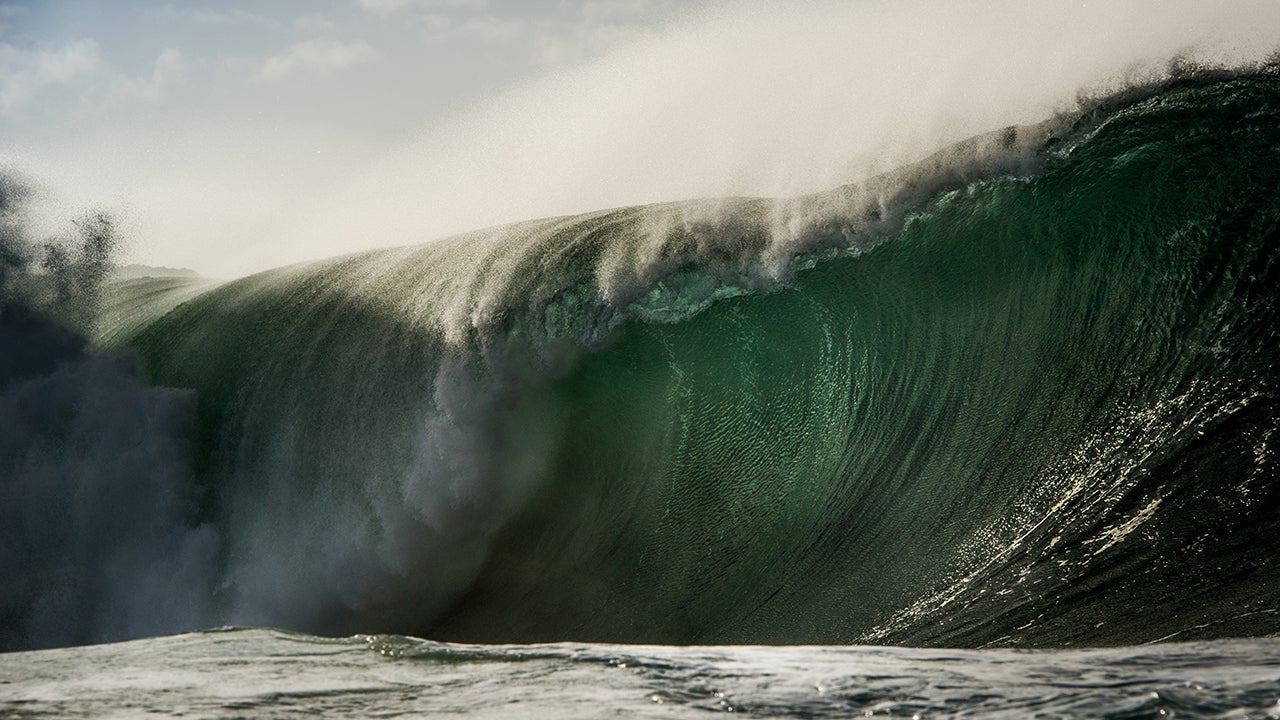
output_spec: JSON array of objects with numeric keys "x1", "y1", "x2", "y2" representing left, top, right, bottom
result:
[{"x1": 90, "y1": 71, "x2": 1280, "y2": 648}]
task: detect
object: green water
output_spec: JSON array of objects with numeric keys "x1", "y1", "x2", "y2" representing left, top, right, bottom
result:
[{"x1": 106, "y1": 73, "x2": 1280, "y2": 646}]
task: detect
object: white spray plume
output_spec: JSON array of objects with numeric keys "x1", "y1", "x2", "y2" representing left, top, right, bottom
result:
[{"x1": 282, "y1": 0, "x2": 1280, "y2": 268}]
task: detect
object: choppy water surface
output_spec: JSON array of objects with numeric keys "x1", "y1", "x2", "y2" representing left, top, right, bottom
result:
[{"x1": 2, "y1": 629, "x2": 1279, "y2": 719}]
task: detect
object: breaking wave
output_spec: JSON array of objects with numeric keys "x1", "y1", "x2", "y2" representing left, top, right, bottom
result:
[{"x1": 6, "y1": 70, "x2": 1279, "y2": 650}]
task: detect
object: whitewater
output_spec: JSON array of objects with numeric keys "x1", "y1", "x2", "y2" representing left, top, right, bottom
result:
[
  {"x1": 4, "y1": 3, "x2": 1280, "y2": 717},
  {"x1": 4, "y1": 629, "x2": 1279, "y2": 718}
]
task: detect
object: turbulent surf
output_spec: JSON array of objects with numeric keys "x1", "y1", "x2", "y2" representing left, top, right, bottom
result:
[{"x1": 4, "y1": 71, "x2": 1279, "y2": 652}]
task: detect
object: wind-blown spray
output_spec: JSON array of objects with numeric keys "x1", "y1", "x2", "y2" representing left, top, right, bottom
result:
[{"x1": 0, "y1": 173, "x2": 216, "y2": 651}]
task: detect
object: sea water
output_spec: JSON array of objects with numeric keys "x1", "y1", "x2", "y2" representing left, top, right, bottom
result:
[{"x1": 3, "y1": 629, "x2": 1279, "y2": 718}]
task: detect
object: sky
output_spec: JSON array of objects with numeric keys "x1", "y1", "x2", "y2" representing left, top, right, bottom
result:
[
  {"x1": 2, "y1": 0, "x2": 1279, "y2": 277},
  {"x1": 1, "y1": 0, "x2": 708, "y2": 275}
]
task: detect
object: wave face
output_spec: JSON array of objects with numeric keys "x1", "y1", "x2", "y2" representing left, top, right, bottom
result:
[{"x1": 106, "y1": 73, "x2": 1280, "y2": 648}]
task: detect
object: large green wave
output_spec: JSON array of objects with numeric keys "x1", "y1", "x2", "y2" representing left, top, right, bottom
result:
[{"x1": 106, "y1": 72, "x2": 1280, "y2": 647}]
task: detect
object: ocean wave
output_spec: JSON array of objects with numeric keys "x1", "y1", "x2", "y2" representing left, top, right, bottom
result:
[{"x1": 5, "y1": 69, "x2": 1275, "y2": 650}]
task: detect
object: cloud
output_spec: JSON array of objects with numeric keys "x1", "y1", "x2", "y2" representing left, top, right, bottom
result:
[
  {"x1": 0, "y1": 38, "x2": 101, "y2": 115},
  {"x1": 453, "y1": 15, "x2": 528, "y2": 42},
  {"x1": 150, "y1": 4, "x2": 278, "y2": 30},
  {"x1": 114, "y1": 49, "x2": 185, "y2": 102},
  {"x1": 579, "y1": 0, "x2": 669, "y2": 24},
  {"x1": 416, "y1": 11, "x2": 634, "y2": 59},
  {"x1": 295, "y1": 13, "x2": 338, "y2": 34},
  {"x1": 418, "y1": 13, "x2": 528, "y2": 43},
  {"x1": 253, "y1": 39, "x2": 375, "y2": 83},
  {"x1": 413, "y1": 1, "x2": 676, "y2": 66},
  {"x1": 184, "y1": 7, "x2": 274, "y2": 27},
  {"x1": 0, "y1": 3, "x2": 25, "y2": 33},
  {"x1": 356, "y1": 0, "x2": 487, "y2": 16}
]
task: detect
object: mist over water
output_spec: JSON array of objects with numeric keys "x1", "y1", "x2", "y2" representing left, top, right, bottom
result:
[
  {"x1": 0, "y1": 174, "x2": 215, "y2": 650},
  {"x1": 286, "y1": 0, "x2": 1280, "y2": 271}
]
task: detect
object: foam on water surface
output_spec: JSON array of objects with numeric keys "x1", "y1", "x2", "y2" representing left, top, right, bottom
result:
[{"x1": 3, "y1": 629, "x2": 1280, "y2": 719}]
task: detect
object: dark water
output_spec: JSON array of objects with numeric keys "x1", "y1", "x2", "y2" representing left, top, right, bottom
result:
[{"x1": 2, "y1": 73, "x2": 1278, "y2": 661}]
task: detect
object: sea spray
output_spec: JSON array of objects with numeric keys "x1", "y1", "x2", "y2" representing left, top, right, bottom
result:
[
  {"x1": 0, "y1": 173, "x2": 215, "y2": 650},
  {"x1": 104, "y1": 72, "x2": 1280, "y2": 647}
]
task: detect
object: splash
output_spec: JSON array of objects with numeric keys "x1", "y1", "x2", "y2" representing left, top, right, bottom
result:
[{"x1": 0, "y1": 173, "x2": 215, "y2": 650}]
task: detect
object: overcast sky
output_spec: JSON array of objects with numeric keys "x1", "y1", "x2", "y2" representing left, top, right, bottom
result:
[{"x1": 3, "y1": 1, "x2": 1278, "y2": 277}]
